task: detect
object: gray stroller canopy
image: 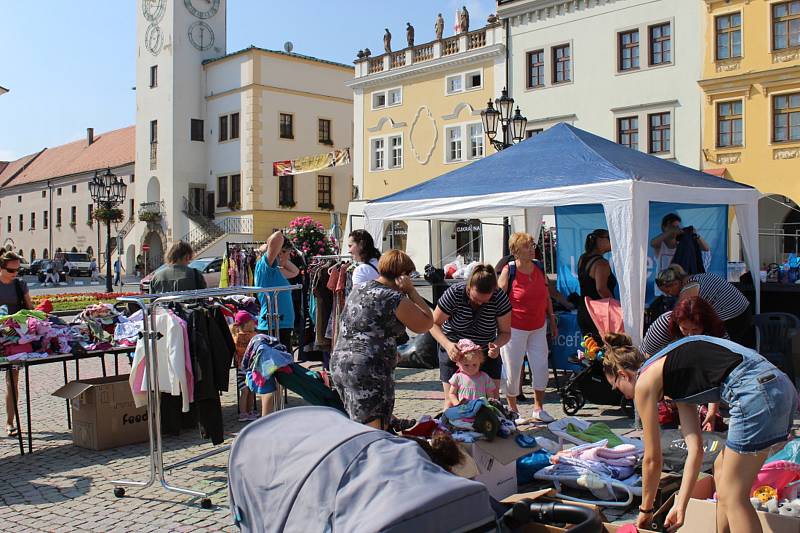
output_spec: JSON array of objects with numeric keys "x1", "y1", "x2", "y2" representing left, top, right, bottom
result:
[{"x1": 228, "y1": 406, "x2": 496, "y2": 532}]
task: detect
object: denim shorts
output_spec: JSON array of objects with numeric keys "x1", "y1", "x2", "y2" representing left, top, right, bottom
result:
[{"x1": 720, "y1": 355, "x2": 798, "y2": 454}]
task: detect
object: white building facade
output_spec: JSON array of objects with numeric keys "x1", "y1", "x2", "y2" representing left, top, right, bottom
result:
[
  {"x1": 498, "y1": 0, "x2": 705, "y2": 169},
  {"x1": 134, "y1": 0, "x2": 353, "y2": 267}
]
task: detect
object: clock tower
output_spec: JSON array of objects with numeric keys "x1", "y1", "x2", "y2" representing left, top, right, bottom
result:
[{"x1": 134, "y1": 0, "x2": 226, "y2": 263}]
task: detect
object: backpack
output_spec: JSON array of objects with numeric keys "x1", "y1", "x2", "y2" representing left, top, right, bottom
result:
[{"x1": 496, "y1": 254, "x2": 545, "y2": 286}]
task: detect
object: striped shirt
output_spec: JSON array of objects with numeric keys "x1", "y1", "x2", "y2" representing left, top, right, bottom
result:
[
  {"x1": 682, "y1": 273, "x2": 749, "y2": 321},
  {"x1": 641, "y1": 310, "x2": 730, "y2": 356},
  {"x1": 438, "y1": 282, "x2": 512, "y2": 346}
]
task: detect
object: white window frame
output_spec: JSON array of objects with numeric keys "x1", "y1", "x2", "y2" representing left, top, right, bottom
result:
[
  {"x1": 370, "y1": 133, "x2": 403, "y2": 171},
  {"x1": 389, "y1": 135, "x2": 403, "y2": 169},
  {"x1": 445, "y1": 68, "x2": 484, "y2": 96},
  {"x1": 468, "y1": 123, "x2": 484, "y2": 159},
  {"x1": 387, "y1": 88, "x2": 403, "y2": 106},
  {"x1": 371, "y1": 137, "x2": 385, "y2": 170},
  {"x1": 371, "y1": 87, "x2": 402, "y2": 110},
  {"x1": 445, "y1": 126, "x2": 463, "y2": 162},
  {"x1": 443, "y1": 121, "x2": 485, "y2": 163}
]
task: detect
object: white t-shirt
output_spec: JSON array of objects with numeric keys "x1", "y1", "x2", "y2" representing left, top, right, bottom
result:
[{"x1": 351, "y1": 258, "x2": 380, "y2": 286}]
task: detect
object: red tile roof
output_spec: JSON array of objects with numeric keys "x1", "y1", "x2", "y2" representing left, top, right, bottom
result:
[
  {"x1": 1, "y1": 126, "x2": 134, "y2": 188},
  {"x1": 0, "y1": 151, "x2": 46, "y2": 187}
]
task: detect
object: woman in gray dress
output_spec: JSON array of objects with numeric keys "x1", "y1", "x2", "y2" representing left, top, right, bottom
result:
[{"x1": 331, "y1": 250, "x2": 433, "y2": 429}]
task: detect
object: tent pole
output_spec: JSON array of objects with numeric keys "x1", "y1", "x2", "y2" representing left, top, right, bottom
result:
[{"x1": 502, "y1": 216, "x2": 510, "y2": 256}]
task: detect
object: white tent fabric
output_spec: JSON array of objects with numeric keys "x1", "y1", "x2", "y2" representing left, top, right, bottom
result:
[{"x1": 364, "y1": 177, "x2": 761, "y2": 346}]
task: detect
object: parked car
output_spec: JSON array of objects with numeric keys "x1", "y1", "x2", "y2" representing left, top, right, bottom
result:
[
  {"x1": 17, "y1": 259, "x2": 31, "y2": 276},
  {"x1": 27, "y1": 259, "x2": 46, "y2": 276},
  {"x1": 139, "y1": 256, "x2": 223, "y2": 293},
  {"x1": 36, "y1": 260, "x2": 69, "y2": 283},
  {"x1": 54, "y1": 251, "x2": 93, "y2": 277}
]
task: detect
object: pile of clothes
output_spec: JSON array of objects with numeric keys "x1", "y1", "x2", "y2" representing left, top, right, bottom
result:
[
  {"x1": 0, "y1": 309, "x2": 79, "y2": 361},
  {"x1": 400, "y1": 399, "x2": 518, "y2": 443},
  {"x1": 77, "y1": 304, "x2": 126, "y2": 350}
]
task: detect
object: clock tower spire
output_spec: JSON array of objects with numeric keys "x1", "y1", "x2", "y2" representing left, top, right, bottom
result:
[{"x1": 134, "y1": 0, "x2": 227, "y2": 264}]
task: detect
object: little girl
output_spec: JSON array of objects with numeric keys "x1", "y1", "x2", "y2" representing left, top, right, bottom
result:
[
  {"x1": 231, "y1": 311, "x2": 257, "y2": 422},
  {"x1": 446, "y1": 339, "x2": 499, "y2": 408}
]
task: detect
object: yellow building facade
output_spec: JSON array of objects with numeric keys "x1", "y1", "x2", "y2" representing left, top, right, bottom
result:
[
  {"x1": 346, "y1": 22, "x2": 509, "y2": 268},
  {"x1": 700, "y1": 0, "x2": 800, "y2": 263}
]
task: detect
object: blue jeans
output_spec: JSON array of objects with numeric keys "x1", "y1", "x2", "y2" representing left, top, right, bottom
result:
[{"x1": 720, "y1": 354, "x2": 798, "y2": 453}]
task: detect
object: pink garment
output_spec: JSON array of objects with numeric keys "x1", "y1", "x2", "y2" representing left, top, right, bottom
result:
[
  {"x1": 584, "y1": 297, "x2": 625, "y2": 336},
  {"x1": 4, "y1": 343, "x2": 34, "y2": 355},
  {"x1": 171, "y1": 313, "x2": 194, "y2": 404},
  {"x1": 750, "y1": 460, "x2": 800, "y2": 499}
]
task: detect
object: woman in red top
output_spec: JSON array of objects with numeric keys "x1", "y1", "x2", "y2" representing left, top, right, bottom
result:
[{"x1": 498, "y1": 232, "x2": 557, "y2": 422}]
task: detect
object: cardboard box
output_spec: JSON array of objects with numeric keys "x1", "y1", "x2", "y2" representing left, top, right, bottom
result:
[
  {"x1": 684, "y1": 475, "x2": 800, "y2": 533},
  {"x1": 460, "y1": 436, "x2": 538, "y2": 500},
  {"x1": 53, "y1": 375, "x2": 149, "y2": 451}
]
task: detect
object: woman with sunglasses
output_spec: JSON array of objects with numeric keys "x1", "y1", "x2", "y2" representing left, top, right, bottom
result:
[
  {"x1": 603, "y1": 333, "x2": 797, "y2": 532},
  {"x1": 0, "y1": 251, "x2": 33, "y2": 437},
  {"x1": 576, "y1": 229, "x2": 616, "y2": 340}
]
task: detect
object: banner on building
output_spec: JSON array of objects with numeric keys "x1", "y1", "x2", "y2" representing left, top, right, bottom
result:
[{"x1": 273, "y1": 148, "x2": 351, "y2": 176}]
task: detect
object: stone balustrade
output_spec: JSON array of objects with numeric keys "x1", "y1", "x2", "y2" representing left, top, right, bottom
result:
[{"x1": 354, "y1": 24, "x2": 500, "y2": 78}]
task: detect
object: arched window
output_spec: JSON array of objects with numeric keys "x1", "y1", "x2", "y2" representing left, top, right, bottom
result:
[
  {"x1": 71, "y1": 246, "x2": 78, "y2": 253},
  {"x1": 386, "y1": 220, "x2": 408, "y2": 251},
  {"x1": 56, "y1": 247, "x2": 63, "y2": 254},
  {"x1": 30, "y1": 249, "x2": 36, "y2": 261},
  {"x1": 86, "y1": 246, "x2": 93, "y2": 259},
  {"x1": 455, "y1": 219, "x2": 482, "y2": 263},
  {"x1": 43, "y1": 249, "x2": 49, "y2": 259}
]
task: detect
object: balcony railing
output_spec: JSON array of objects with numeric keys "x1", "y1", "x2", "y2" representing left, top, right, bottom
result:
[
  {"x1": 390, "y1": 51, "x2": 406, "y2": 68},
  {"x1": 355, "y1": 24, "x2": 499, "y2": 78},
  {"x1": 215, "y1": 216, "x2": 253, "y2": 234},
  {"x1": 413, "y1": 43, "x2": 434, "y2": 62},
  {"x1": 442, "y1": 36, "x2": 460, "y2": 56},
  {"x1": 368, "y1": 58, "x2": 384, "y2": 74},
  {"x1": 467, "y1": 29, "x2": 486, "y2": 50}
]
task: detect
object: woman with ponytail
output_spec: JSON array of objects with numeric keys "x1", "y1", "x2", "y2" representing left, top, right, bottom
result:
[
  {"x1": 576, "y1": 229, "x2": 616, "y2": 340},
  {"x1": 602, "y1": 333, "x2": 797, "y2": 532}
]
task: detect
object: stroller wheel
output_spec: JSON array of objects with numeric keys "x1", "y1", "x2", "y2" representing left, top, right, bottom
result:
[
  {"x1": 562, "y1": 392, "x2": 584, "y2": 416},
  {"x1": 620, "y1": 398, "x2": 635, "y2": 418}
]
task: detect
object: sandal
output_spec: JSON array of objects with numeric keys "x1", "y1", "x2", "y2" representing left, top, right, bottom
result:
[{"x1": 6, "y1": 425, "x2": 19, "y2": 437}]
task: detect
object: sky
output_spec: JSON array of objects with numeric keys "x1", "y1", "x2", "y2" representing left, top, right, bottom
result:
[{"x1": 0, "y1": 0, "x2": 495, "y2": 161}]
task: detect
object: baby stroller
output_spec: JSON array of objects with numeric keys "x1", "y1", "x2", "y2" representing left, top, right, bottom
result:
[
  {"x1": 228, "y1": 406, "x2": 603, "y2": 533},
  {"x1": 558, "y1": 298, "x2": 634, "y2": 417}
]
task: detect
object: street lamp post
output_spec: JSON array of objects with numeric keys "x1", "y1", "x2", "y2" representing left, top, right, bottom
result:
[
  {"x1": 481, "y1": 87, "x2": 529, "y2": 254},
  {"x1": 89, "y1": 168, "x2": 127, "y2": 293}
]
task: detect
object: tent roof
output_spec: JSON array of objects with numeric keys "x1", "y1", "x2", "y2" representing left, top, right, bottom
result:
[{"x1": 372, "y1": 123, "x2": 754, "y2": 204}]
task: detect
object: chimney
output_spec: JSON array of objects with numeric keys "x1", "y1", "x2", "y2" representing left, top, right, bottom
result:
[{"x1": 87, "y1": 128, "x2": 94, "y2": 146}]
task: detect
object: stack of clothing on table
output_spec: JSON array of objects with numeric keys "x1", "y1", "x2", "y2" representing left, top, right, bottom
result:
[
  {"x1": 0, "y1": 309, "x2": 79, "y2": 362},
  {"x1": 76, "y1": 303, "x2": 126, "y2": 350},
  {"x1": 129, "y1": 302, "x2": 236, "y2": 445}
]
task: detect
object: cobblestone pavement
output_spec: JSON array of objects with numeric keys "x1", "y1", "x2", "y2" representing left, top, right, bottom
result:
[{"x1": 2, "y1": 355, "x2": 796, "y2": 531}]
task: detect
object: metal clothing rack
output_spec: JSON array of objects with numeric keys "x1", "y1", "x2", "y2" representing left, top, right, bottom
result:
[
  {"x1": 225, "y1": 241, "x2": 266, "y2": 254},
  {"x1": 111, "y1": 285, "x2": 300, "y2": 508}
]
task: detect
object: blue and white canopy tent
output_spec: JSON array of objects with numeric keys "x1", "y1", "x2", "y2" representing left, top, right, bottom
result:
[{"x1": 364, "y1": 123, "x2": 761, "y2": 344}]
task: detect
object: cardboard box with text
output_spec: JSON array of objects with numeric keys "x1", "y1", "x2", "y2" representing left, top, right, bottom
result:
[{"x1": 53, "y1": 374, "x2": 148, "y2": 451}]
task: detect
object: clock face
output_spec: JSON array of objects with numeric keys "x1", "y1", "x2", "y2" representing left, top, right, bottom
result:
[
  {"x1": 184, "y1": 0, "x2": 220, "y2": 19},
  {"x1": 141, "y1": 0, "x2": 166, "y2": 23},
  {"x1": 188, "y1": 21, "x2": 215, "y2": 51},
  {"x1": 145, "y1": 24, "x2": 164, "y2": 56}
]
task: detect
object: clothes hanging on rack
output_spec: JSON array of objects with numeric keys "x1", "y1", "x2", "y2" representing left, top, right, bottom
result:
[
  {"x1": 128, "y1": 303, "x2": 236, "y2": 445},
  {"x1": 222, "y1": 243, "x2": 263, "y2": 287}
]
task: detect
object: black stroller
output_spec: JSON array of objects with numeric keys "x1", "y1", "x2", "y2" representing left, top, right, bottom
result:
[
  {"x1": 228, "y1": 406, "x2": 603, "y2": 532},
  {"x1": 557, "y1": 356, "x2": 634, "y2": 417}
]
